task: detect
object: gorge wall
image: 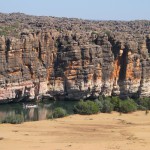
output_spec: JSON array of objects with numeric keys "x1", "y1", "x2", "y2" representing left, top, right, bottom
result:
[{"x1": 0, "y1": 13, "x2": 150, "y2": 102}]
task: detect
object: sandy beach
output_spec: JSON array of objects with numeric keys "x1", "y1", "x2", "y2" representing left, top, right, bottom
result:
[{"x1": 0, "y1": 111, "x2": 150, "y2": 150}]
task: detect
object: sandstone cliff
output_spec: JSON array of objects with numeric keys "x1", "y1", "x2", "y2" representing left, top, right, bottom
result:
[{"x1": 0, "y1": 13, "x2": 150, "y2": 102}]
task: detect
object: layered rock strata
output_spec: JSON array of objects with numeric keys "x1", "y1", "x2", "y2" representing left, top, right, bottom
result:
[{"x1": 0, "y1": 13, "x2": 150, "y2": 102}]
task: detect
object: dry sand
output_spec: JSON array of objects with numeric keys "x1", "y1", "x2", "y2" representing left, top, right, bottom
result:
[{"x1": 0, "y1": 111, "x2": 150, "y2": 150}]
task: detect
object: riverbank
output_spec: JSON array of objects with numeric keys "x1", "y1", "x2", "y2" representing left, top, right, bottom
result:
[{"x1": 0, "y1": 111, "x2": 150, "y2": 150}]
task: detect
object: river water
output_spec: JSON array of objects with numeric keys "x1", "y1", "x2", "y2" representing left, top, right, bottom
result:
[{"x1": 0, "y1": 100, "x2": 78, "y2": 122}]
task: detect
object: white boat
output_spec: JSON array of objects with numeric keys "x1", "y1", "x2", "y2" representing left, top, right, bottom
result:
[{"x1": 23, "y1": 104, "x2": 38, "y2": 109}]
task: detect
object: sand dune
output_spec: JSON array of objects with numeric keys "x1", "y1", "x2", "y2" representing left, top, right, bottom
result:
[{"x1": 0, "y1": 111, "x2": 150, "y2": 150}]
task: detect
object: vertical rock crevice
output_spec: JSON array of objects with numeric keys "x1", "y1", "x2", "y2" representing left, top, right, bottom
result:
[
  {"x1": 118, "y1": 48, "x2": 128, "y2": 81},
  {"x1": 5, "y1": 39, "x2": 11, "y2": 63}
]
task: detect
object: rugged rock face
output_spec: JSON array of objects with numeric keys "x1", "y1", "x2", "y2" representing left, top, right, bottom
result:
[{"x1": 0, "y1": 13, "x2": 150, "y2": 102}]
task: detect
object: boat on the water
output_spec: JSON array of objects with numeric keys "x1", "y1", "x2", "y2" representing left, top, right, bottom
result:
[{"x1": 23, "y1": 103, "x2": 38, "y2": 109}]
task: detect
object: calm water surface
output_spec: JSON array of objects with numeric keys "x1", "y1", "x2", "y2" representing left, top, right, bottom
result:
[{"x1": 0, "y1": 100, "x2": 78, "y2": 122}]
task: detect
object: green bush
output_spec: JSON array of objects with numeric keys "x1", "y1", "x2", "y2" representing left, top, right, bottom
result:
[
  {"x1": 137, "y1": 105, "x2": 146, "y2": 111},
  {"x1": 95, "y1": 99, "x2": 103, "y2": 112},
  {"x1": 110, "y1": 96, "x2": 121, "y2": 111},
  {"x1": 96, "y1": 96, "x2": 114, "y2": 113},
  {"x1": 101, "y1": 99, "x2": 114, "y2": 113},
  {"x1": 1, "y1": 114, "x2": 24, "y2": 124},
  {"x1": 48, "y1": 107, "x2": 67, "y2": 119},
  {"x1": 137, "y1": 98, "x2": 150, "y2": 110},
  {"x1": 120, "y1": 99, "x2": 137, "y2": 113},
  {"x1": 74, "y1": 100, "x2": 99, "y2": 115}
]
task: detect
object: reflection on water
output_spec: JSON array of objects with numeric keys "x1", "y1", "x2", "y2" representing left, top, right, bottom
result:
[{"x1": 0, "y1": 101, "x2": 77, "y2": 122}]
